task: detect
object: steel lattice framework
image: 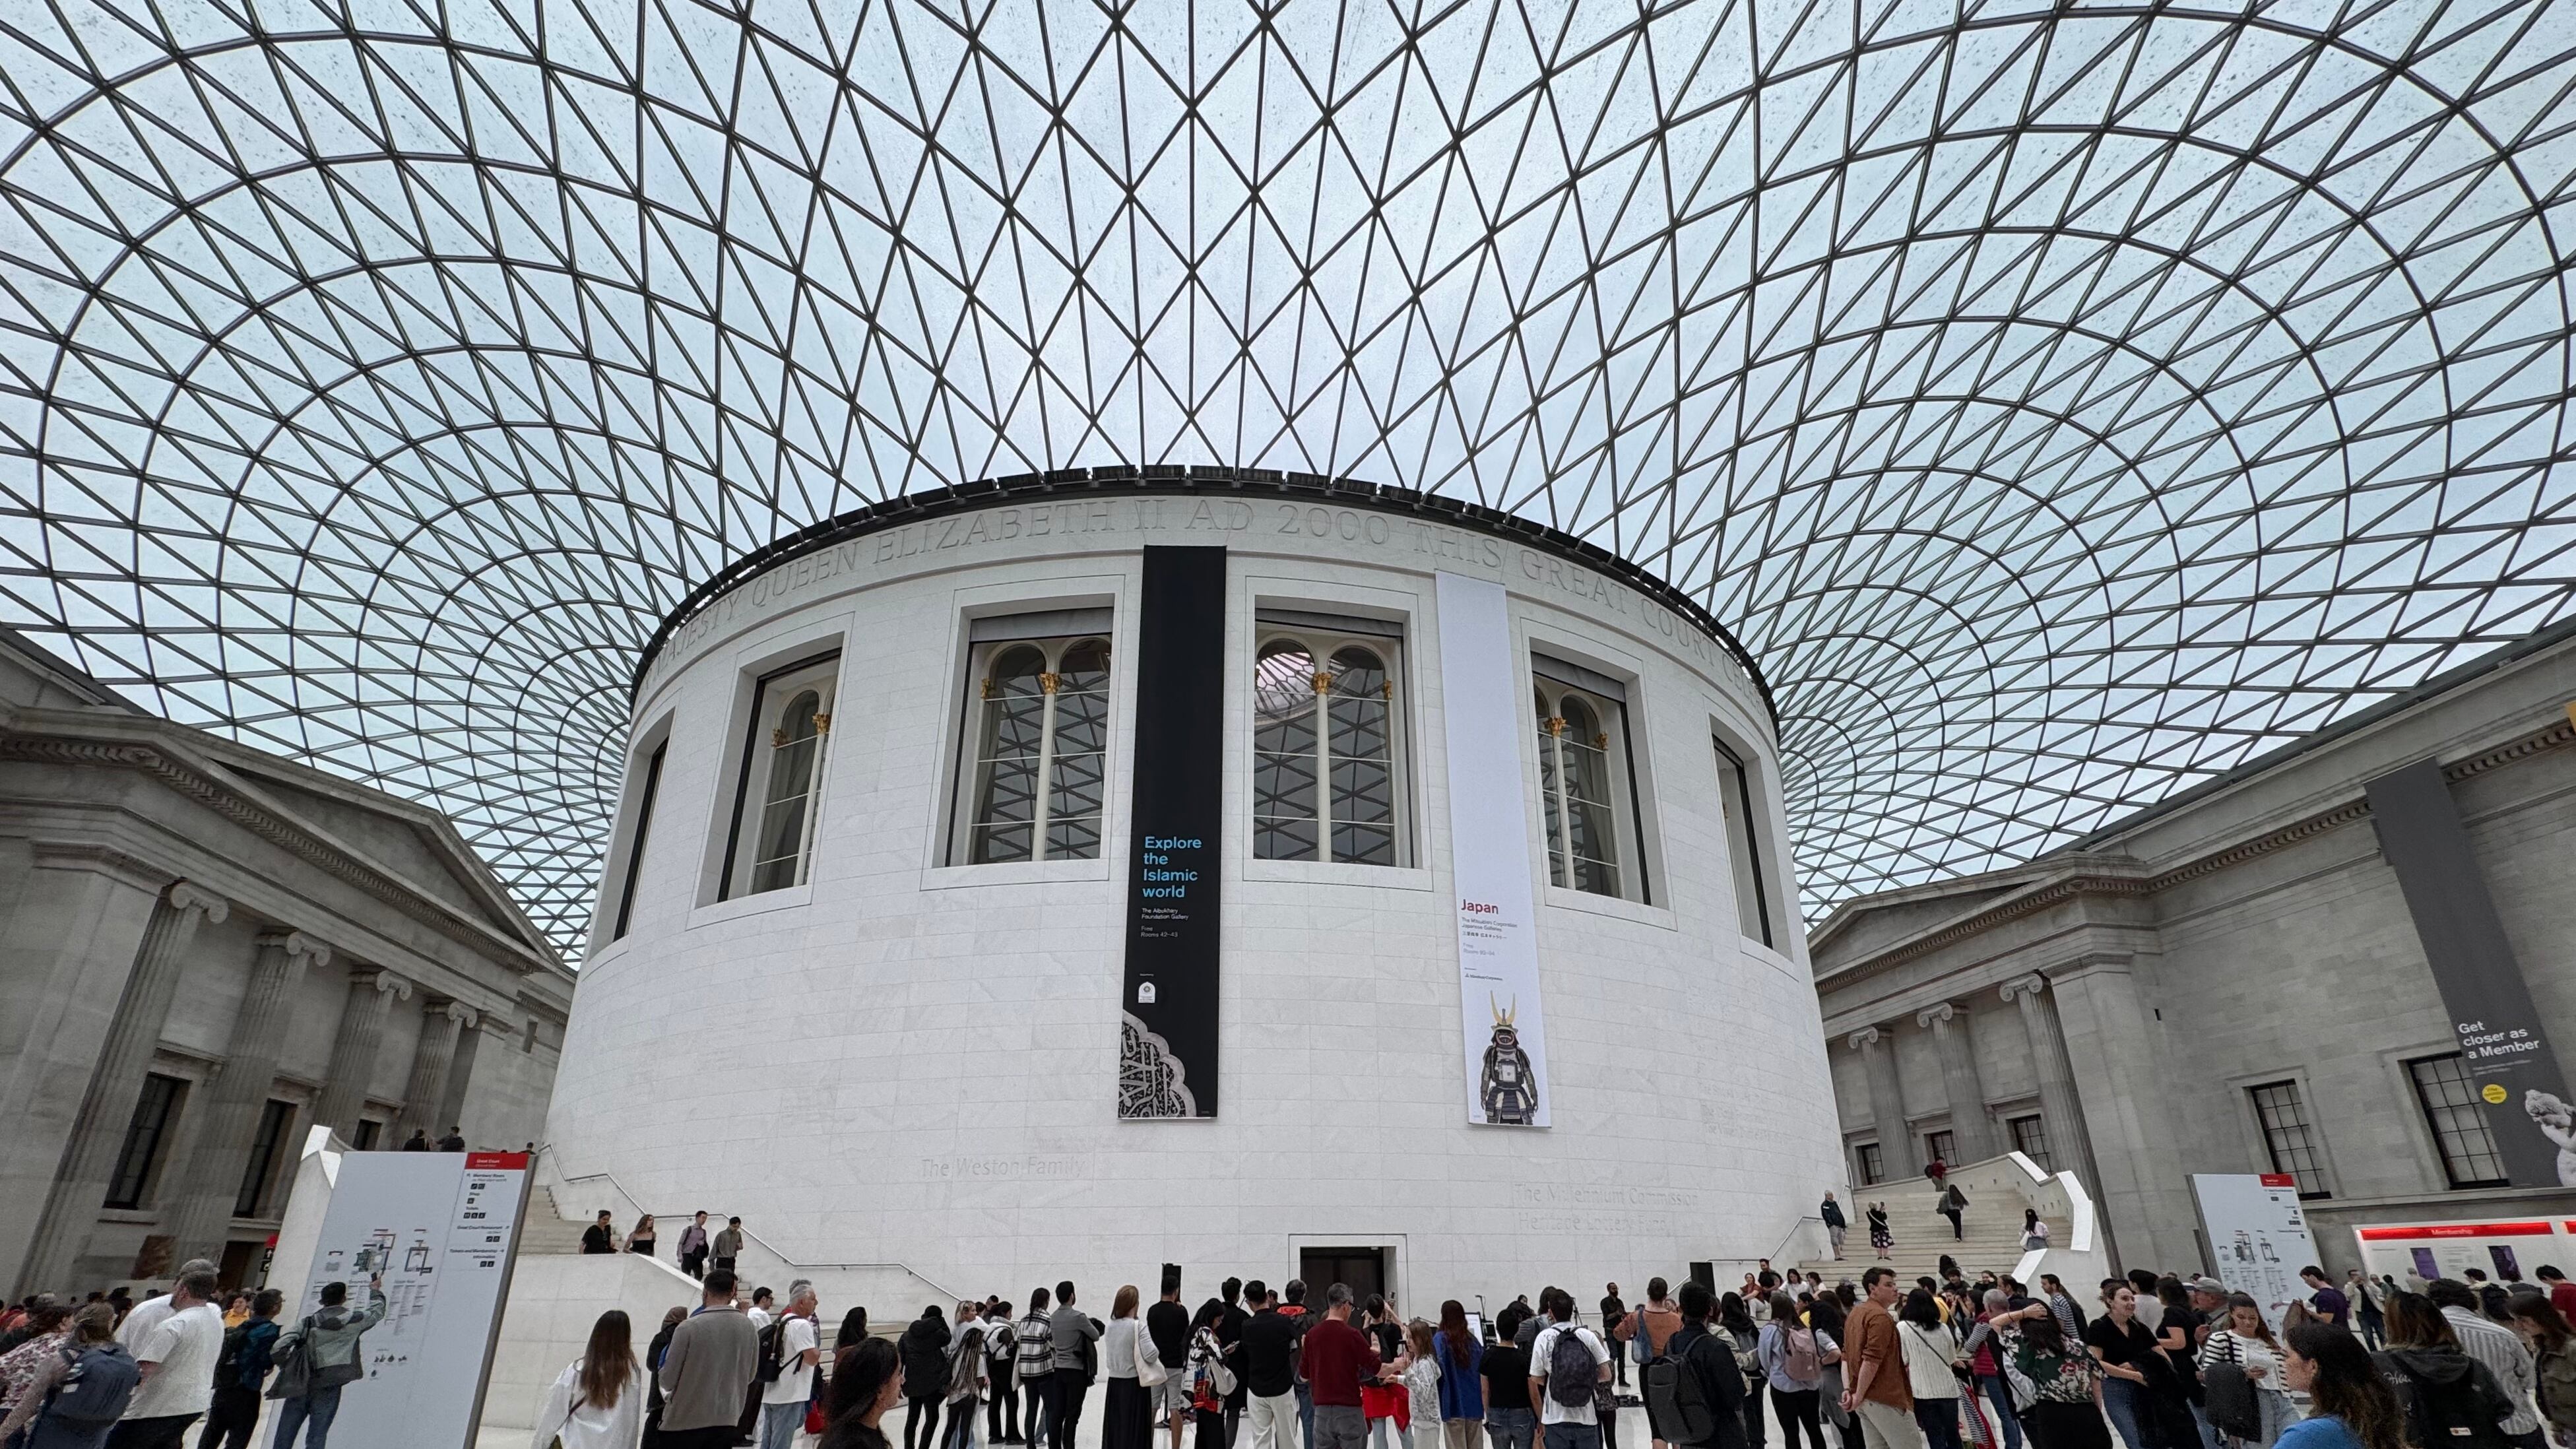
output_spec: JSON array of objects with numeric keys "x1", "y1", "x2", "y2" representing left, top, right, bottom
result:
[{"x1": 3, "y1": 0, "x2": 2573, "y2": 955}]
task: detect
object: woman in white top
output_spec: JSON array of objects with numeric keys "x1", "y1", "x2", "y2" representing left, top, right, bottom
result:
[
  {"x1": 530, "y1": 1308, "x2": 644, "y2": 1449},
  {"x1": 2197, "y1": 1293, "x2": 2293, "y2": 1448},
  {"x1": 1897, "y1": 1289, "x2": 1966, "y2": 1449},
  {"x1": 1401, "y1": 1319, "x2": 1443, "y2": 1449},
  {"x1": 1102, "y1": 1285, "x2": 1149, "y2": 1449},
  {"x1": 2022, "y1": 1211, "x2": 2049, "y2": 1252}
]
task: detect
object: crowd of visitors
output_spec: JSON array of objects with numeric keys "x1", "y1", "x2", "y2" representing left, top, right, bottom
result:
[{"x1": 4, "y1": 1229, "x2": 2573, "y2": 1449}]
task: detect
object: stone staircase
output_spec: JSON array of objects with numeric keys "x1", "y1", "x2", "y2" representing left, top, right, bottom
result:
[
  {"x1": 1798, "y1": 1178, "x2": 2034, "y2": 1286},
  {"x1": 517, "y1": 1185, "x2": 600, "y2": 1255}
]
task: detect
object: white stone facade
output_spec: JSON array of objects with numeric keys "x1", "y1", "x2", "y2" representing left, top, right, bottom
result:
[{"x1": 554, "y1": 486, "x2": 1842, "y2": 1306}]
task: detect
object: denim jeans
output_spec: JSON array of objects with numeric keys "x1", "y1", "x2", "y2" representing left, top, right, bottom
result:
[
  {"x1": 1913, "y1": 1399, "x2": 1962, "y2": 1449},
  {"x1": 1487, "y1": 1407, "x2": 1536, "y2": 1449},
  {"x1": 269, "y1": 1386, "x2": 342, "y2": 1449},
  {"x1": 1975, "y1": 1376, "x2": 2022, "y2": 1449},
  {"x1": 1299, "y1": 1384, "x2": 1316, "y2": 1449},
  {"x1": 761, "y1": 1401, "x2": 808, "y2": 1449},
  {"x1": 2100, "y1": 1379, "x2": 2147, "y2": 1449},
  {"x1": 1541, "y1": 1423, "x2": 1601, "y2": 1449}
]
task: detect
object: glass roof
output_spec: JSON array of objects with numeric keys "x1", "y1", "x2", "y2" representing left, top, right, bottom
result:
[{"x1": 2, "y1": 0, "x2": 2571, "y2": 956}]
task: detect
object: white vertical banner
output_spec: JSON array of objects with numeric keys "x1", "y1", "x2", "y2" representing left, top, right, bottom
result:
[{"x1": 1437, "y1": 571, "x2": 1551, "y2": 1128}]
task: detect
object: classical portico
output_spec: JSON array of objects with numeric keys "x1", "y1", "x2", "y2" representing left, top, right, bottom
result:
[{"x1": 0, "y1": 628, "x2": 573, "y2": 1295}]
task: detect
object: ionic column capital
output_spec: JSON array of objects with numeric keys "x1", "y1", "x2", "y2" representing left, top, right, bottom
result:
[
  {"x1": 166, "y1": 881, "x2": 228, "y2": 924},
  {"x1": 1999, "y1": 973, "x2": 2048, "y2": 1003},
  {"x1": 1846, "y1": 1025, "x2": 1885, "y2": 1051},
  {"x1": 1916, "y1": 1002, "x2": 1957, "y2": 1029},
  {"x1": 256, "y1": 931, "x2": 332, "y2": 970},
  {"x1": 439, "y1": 1000, "x2": 480, "y2": 1029},
  {"x1": 352, "y1": 969, "x2": 412, "y2": 1002}
]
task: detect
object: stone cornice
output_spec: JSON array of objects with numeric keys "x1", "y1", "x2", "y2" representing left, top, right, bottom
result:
[
  {"x1": 0, "y1": 730, "x2": 553, "y2": 976},
  {"x1": 1814, "y1": 717, "x2": 2573, "y2": 993}
]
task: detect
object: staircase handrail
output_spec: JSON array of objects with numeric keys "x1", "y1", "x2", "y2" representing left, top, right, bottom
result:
[{"x1": 531, "y1": 1146, "x2": 968, "y2": 1299}]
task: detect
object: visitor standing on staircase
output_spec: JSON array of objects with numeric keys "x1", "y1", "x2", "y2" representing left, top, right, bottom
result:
[
  {"x1": 1824, "y1": 1198, "x2": 1850, "y2": 1262},
  {"x1": 1937, "y1": 1186, "x2": 1967, "y2": 1243},
  {"x1": 678, "y1": 1212, "x2": 711, "y2": 1280},
  {"x1": 711, "y1": 1219, "x2": 744, "y2": 1280},
  {"x1": 1840, "y1": 1269, "x2": 1924, "y2": 1449},
  {"x1": 1868, "y1": 1206, "x2": 1892, "y2": 1262}
]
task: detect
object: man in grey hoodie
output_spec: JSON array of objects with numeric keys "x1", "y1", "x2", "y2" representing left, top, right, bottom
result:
[{"x1": 268, "y1": 1273, "x2": 387, "y2": 1448}]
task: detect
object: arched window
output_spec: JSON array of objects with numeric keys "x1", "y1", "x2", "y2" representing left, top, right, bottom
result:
[
  {"x1": 718, "y1": 651, "x2": 839, "y2": 899},
  {"x1": 1535, "y1": 682, "x2": 1626, "y2": 897},
  {"x1": 964, "y1": 635, "x2": 1112, "y2": 862},
  {"x1": 1251, "y1": 621, "x2": 1406, "y2": 866}
]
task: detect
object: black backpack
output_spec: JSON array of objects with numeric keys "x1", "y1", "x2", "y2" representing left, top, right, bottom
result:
[
  {"x1": 211, "y1": 1322, "x2": 251, "y2": 1390},
  {"x1": 757, "y1": 1316, "x2": 790, "y2": 1384},
  {"x1": 1545, "y1": 1326, "x2": 1599, "y2": 1408},
  {"x1": 2382, "y1": 1355, "x2": 2511, "y2": 1449},
  {"x1": 1644, "y1": 1330, "x2": 1718, "y2": 1446}
]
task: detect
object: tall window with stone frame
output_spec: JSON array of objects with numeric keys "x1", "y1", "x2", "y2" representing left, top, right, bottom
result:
[
  {"x1": 2009, "y1": 1113, "x2": 2051, "y2": 1169},
  {"x1": 106, "y1": 1073, "x2": 184, "y2": 1210},
  {"x1": 717, "y1": 652, "x2": 839, "y2": 899},
  {"x1": 2406, "y1": 1054, "x2": 2509, "y2": 1189},
  {"x1": 1252, "y1": 612, "x2": 1407, "y2": 866},
  {"x1": 1856, "y1": 1142, "x2": 1885, "y2": 1185},
  {"x1": 954, "y1": 614, "x2": 1112, "y2": 864},
  {"x1": 2249, "y1": 1079, "x2": 2331, "y2": 1198},
  {"x1": 1532, "y1": 657, "x2": 1648, "y2": 902},
  {"x1": 1712, "y1": 735, "x2": 1776, "y2": 946},
  {"x1": 1926, "y1": 1129, "x2": 1956, "y2": 1165},
  {"x1": 236, "y1": 1099, "x2": 296, "y2": 1217}
]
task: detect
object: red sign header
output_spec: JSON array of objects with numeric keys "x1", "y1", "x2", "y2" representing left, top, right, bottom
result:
[
  {"x1": 2258, "y1": 1174, "x2": 2298, "y2": 1188},
  {"x1": 465, "y1": 1151, "x2": 529, "y2": 1170},
  {"x1": 2356, "y1": 1220, "x2": 2554, "y2": 1241}
]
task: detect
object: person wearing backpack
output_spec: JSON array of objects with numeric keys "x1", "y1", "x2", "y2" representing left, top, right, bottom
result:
[
  {"x1": 756, "y1": 1283, "x2": 821, "y2": 1449},
  {"x1": 1526, "y1": 1287, "x2": 1612, "y2": 1449},
  {"x1": 2424, "y1": 1282, "x2": 2542, "y2": 1449},
  {"x1": 2376, "y1": 1293, "x2": 2514, "y2": 1449},
  {"x1": 1758, "y1": 1293, "x2": 1834, "y2": 1449},
  {"x1": 266, "y1": 1273, "x2": 387, "y2": 1448},
  {"x1": 197, "y1": 1289, "x2": 281, "y2": 1449},
  {"x1": 0, "y1": 1304, "x2": 135, "y2": 1449},
  {"x1": 1647, "y1": 1282, "x2": 1748, "y2": 1449},
  {"x1": 2505, "y1": 1295, "x2": 2576, "y2": 1446}
]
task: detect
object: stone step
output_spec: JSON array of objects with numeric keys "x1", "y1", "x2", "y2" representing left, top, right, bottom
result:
[{"x1": 517, "y1": 1185, "x2": 598, "y2": 1254}]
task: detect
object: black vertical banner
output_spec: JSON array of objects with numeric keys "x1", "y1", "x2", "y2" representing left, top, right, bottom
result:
[
  {"x1": 2366, "y1": 759, "x2": 2574, "y2": 1187},
  {"x1": 1118, "y1": 546, "x2": 1226, "y2": 1119}
]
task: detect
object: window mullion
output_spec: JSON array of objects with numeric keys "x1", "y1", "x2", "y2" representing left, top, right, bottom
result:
[
  {"x1": 1033, "y1": 668, "x2": 1060, "y2": 861},
  {"x1": 1312, "y1": 673, "x2": 1332, "y2": 860}
]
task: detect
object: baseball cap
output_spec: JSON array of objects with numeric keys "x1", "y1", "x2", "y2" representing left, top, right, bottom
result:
[{"x1": 2188, "y1": 1276, "x2": 2226, "y2": 1295}]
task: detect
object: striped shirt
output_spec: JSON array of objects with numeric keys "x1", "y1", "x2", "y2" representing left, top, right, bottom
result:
[
  {"x1": 1017, "y1": 1313, "x2": 1055, "y2": 1376},
  {"x1": 2441, "y1": 1307, "x2": 2538, "y2": 1435}
]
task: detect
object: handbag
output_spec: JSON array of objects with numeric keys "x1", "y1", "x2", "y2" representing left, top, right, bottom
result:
[
  {"x1": 1136, "y1": 1322, "x2": 1169, "y2": 1390},
  {"x1": 265, "y1": 1318, "x2": 316, "y2": 1401}
]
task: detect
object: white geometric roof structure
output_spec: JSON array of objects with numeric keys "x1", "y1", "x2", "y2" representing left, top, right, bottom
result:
[{"x1": 2, "y1": 0, "x2": 2571, "y2": 955}]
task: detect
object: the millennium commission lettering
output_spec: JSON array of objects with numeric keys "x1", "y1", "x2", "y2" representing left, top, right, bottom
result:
[{"x1": 1118, "y1": 546, "x2": 1227, "y2": 1120}]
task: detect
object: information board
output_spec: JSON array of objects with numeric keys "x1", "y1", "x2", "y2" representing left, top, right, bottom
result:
[
  {"x1": 2190, "y1": 1172, "x2": 2317, "y2": 1329},
  {"x1": 294, "y1": 1150, "x2": 528, "y2": 1448}
]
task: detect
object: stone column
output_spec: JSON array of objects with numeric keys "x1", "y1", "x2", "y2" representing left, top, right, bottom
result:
[
  {"x1": 310, "y1": 970, "x2": 410, "y2": 1143},
  {"x1": 15, "y1": 882, "x2": 228, "y2": 1297},
  {"x1": 394, "y1": 1001, "x2": 476, "y2": 1142},
  {"x1": 1917, "y1": 1002, "x2": 2000, "y2": 1161},
  {"x1": 167, "y1": 931, "x2": 329, "y2": 1266},
  {"x1": 1847, "y1": 1026, "x2": 1911, "y2": 1177},
  {"x1": 2001, "y1": 972, "x2": 2117, "y2": 1262}
]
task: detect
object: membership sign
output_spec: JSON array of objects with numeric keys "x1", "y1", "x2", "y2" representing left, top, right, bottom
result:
[
  {"x1": 294, "y1": 1150, "x2": 528, "y2": 1449},
  {"x1": 1118, "y1": 546, "x2": 1226, "y2": 1118},
  {"x1": 1436, "y1": 571, "x2": 1551, "y2": 1127}
]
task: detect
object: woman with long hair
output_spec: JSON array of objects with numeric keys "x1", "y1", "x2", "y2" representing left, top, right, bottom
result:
[
  {"x1": 825, "y1": 1337, "x2": 907, "y2": 1449},
  {"x1": 946, "y1": 1303, "x2": 991, "y2": 1449},
  {"x1": 1433, "y1": 1299, "x2": 1485, "y2": 1449},
  {"x1": 2002, "y1": 1307, "x2": 2109, "y2": 1449},
  {"x1": 2199, "y1": 1293, "x2": 2291, "y2": 1448},
  {"x1": 2380, "y1": 1292, "x2": 2513, "y2": 1449},
  {"x1": 0, "y1": 1303, "x2": 123, "y2": 1447},
  {"x1": 1103, "y1": 1285, "x2": 1148, "y2": 1449},
  {"x1": 839, "y1": 1307, "x2": 873, "y2": 1353},
  {"x1": 2276, "y1": 1323, "x2": 2404, "y2": 1449},
  {"x1": 530, "y1": 1308, "x2": 642, "y2": 1448},
  {"x1": 1807, "y1": 1293, "x2": 1859, "y2": 1449},
  {"x1": 625, "y1": 1215, "x2": 657, "y2": 1258},
  {"x1": 1721, "y1": 1293, "x2": 1768, "y2": 1449},
  {"x1": 1401, "y1": 1320, "x2": 1442, "y2": 1449},
  {"x1": 2082, "y1": 1283, "x2": 2161, "y2": 1449},
  {"x1": 1759, "y1": 1289, "x2": 1836, "y2": 1449},
  {"x1": 0, "y1": 1300, "x2": 71, "y2": 1422},
  {"x1": 2022, "y1": 1211, "x2": 2047, "y2": 1252},
  {"x1": 2509, "y1": 1295, "x2": 2576, "y2": 1442}
]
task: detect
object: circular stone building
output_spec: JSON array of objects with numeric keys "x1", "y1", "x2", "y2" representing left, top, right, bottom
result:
[{"x1": 548, "y1": 471, "x2": 1843, "y2": 1306}]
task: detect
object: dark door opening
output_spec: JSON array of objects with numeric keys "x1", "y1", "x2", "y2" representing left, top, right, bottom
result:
[{"x1": 1299, "y1": 1246, "x2": 1391, "y2": 1309}]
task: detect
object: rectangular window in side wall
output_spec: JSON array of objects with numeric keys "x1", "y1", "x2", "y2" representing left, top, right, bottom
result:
[
  {"x1": 606, "y1": 730, "x2": 669, "y2": 940},
  {"x1": 1711, "y1": 732, "x2": 1776, "y2": 948},
  {"x1": 947, "y1": 608, "x2": 1115, "y2": 866},
  {"x1": 1531, "y1": 653, "x2": 1649, "y2": 905},
  {"x1": 717, "y1": 651, "x2": 841, "y2": 900},
  {"x1": 1250, "y1": 606, "x2": 1412, "y2": 868}
]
